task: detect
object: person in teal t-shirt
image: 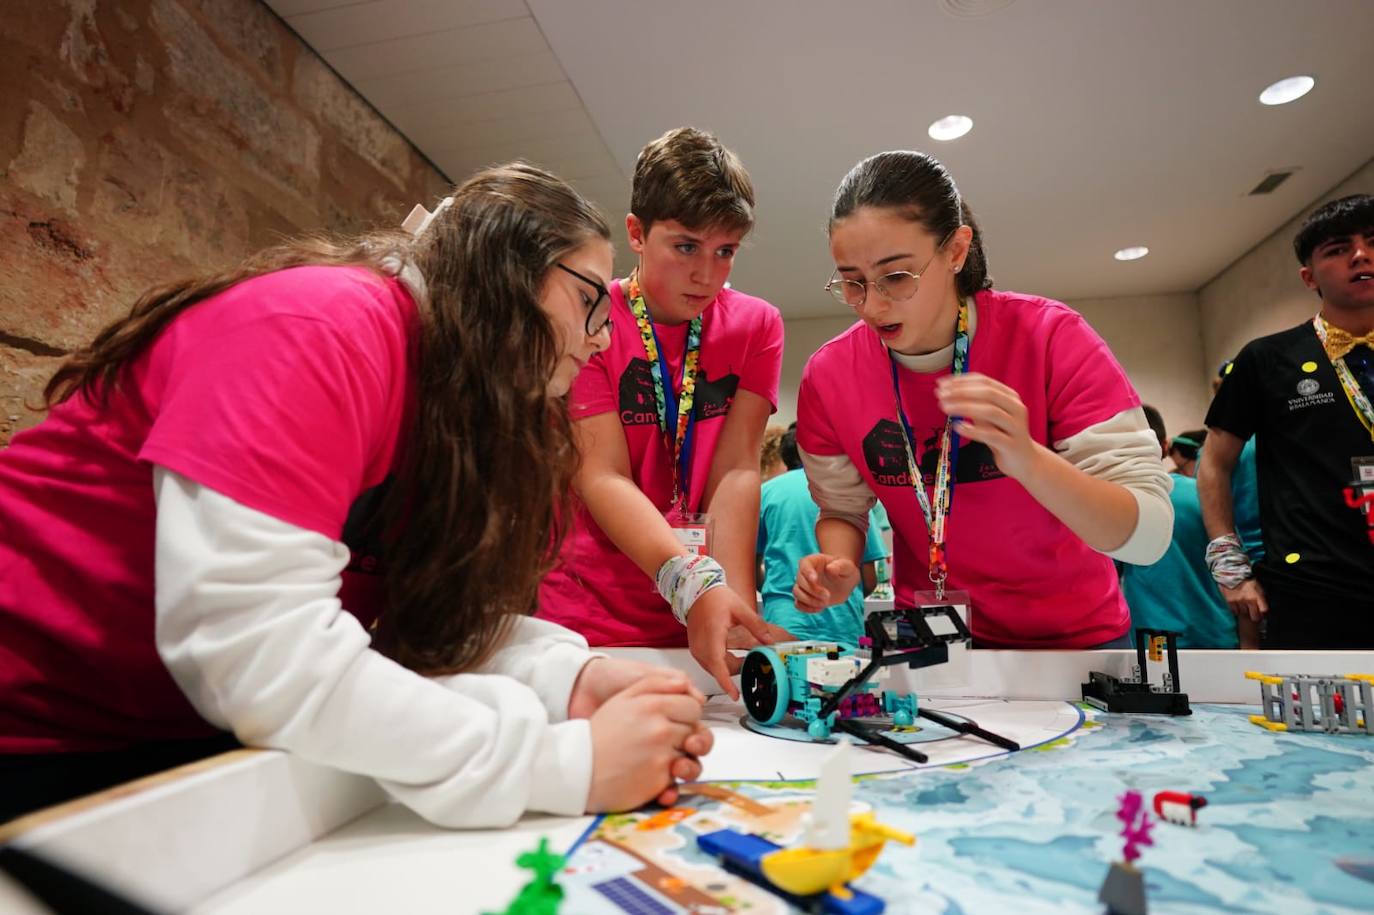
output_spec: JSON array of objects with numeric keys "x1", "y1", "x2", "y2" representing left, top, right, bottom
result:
[
  {"x1": 1120, "y1": 407, "x2": 1239, "y2": 648},
  {"x1": 757, "y1": 426, "x2": 886, "y2": 643}
]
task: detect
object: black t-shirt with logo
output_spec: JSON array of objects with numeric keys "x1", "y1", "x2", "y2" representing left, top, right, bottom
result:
[{"x1": 1205, "y1": 321, "x2": 1373, "y2": 602}]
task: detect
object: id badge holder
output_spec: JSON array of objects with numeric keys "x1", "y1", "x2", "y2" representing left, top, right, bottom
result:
[
  {"x1": 666, "y1": 510, "x2": 714, "y2": 557},
  {"x1": 908, "y1": 589, "x2": 972, "y2": 691},
  {"x1": 1348, "y1": 457, "x2": 1374, "y2": 542}
]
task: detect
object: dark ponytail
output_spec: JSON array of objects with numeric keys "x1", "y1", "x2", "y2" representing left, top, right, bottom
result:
[{"x1": 829, "y1": 150, "x2": 993, "y2": 298}]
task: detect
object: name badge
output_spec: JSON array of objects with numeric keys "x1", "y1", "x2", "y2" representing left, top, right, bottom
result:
[{"x1": 666, "y1": 510, "x2": 713, "y2": 557}]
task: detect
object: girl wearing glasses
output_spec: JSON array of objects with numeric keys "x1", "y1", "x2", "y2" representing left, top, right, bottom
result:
[
  {"x1": 538, "y1": 128, "x2": 785, "y2": 698},
  {"x1": 0, "y1": 164, "x2": 711, "y2": 825},
  {"x1": 792, "y1": 151, "x2": 1172, "y2": 648}
]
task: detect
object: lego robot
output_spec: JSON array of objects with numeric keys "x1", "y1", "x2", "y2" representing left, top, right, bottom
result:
[{"x1": 740, "y1": 605, "x2": 1018, "y2": 762}]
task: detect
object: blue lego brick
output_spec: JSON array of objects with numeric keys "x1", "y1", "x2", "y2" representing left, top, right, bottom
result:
[
  {"x1": 591, "y1": 876, "x2": 679, "y2": 915},
  {"x1": 696, "y1": 829, "x2": 886, "y2": 915},
  {"x1": 696, "y1": 828, "x2": 775, "y2": 878}
]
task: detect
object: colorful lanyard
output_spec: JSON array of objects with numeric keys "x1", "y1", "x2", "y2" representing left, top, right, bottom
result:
[
  {"x1": 890, "y1": 298, "x2": 971, "y2": 599},
  {"x1": 627, "y1": 273, "x2": 703, "y2": 510},
  {"x1": 1313, "y1": 316, "x2": 1374, "y2": 441}
]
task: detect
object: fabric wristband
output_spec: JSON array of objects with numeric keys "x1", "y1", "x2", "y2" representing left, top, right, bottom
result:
[
  {"x1": 655, "y1": 554, "x2": 728, "y2": 626},
  {"x1": 1205, "y1": 533, "x2": 1253, "y2": 589}
]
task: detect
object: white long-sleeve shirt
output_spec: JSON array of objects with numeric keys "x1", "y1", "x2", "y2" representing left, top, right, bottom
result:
[
  {"x1": 153, "y1": 467, "x2": 597, "y2": 828},
  {"x1": 802, "y1": 406, "x2": 1173, "y2": 564}
]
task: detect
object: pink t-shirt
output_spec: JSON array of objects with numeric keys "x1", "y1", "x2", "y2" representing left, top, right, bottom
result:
[
  {"x1": 0, "y1": 266, "x2": 415, "y2": 752},
  {"x1": 797, "y1": 289, "x2": 1137, "y2": 648},
  {"x1": 537, "y1": 281, "x2": 784, "y2": 646}
]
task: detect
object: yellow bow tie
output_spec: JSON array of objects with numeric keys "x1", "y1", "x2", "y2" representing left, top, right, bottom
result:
[{"x1": 1321, "y1": 323, "x2": 1374, "y2": 361}]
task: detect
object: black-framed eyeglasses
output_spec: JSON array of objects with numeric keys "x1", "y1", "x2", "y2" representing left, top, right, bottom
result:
[
  {"x1": 555, "y1": 263, "x2": 613, "y2": 336},
  {"x1": 824, "y1": 232, "x2": 953, "y2": 309}
]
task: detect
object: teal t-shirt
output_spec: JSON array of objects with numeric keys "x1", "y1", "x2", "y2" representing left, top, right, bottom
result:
[
  {"x1": 870, "y1": 499, "x2": 891, "y2": 534},
  {"x1": 1120, "y1": 473, "x2": 1239, "y2": 648},
  {"x1": 1232, "y1": 438, "x2": 1264, "y2": 561},
  {"x1": 1194, "y1": 439, "x2": 1262, "y2": 560},
  {"x1": 756, "y1": 469, "x2": 887, "y2": 644}
]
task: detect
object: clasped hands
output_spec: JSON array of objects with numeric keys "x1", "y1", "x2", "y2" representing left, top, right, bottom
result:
[
  {"x1": 568, "y1": 655, "x2": 711, "y2": 812},
  {"x1": 567, "y1": 579, "x2": 797, "y2": 811}
]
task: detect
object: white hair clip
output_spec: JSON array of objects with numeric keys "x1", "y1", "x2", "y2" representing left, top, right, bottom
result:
[{"x1": 402, "y1": 196, "x2": 454, "y2": 237}]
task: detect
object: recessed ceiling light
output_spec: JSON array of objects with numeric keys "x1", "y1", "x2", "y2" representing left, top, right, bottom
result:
[
  {"x1": 928, "y1": 115, "x2": 973, "y2": 141},
  {"x1": 1114, "y1": 246, "x2": 1149, "y2": 261},
  {"x1": 1259, "y1": 75, "x2": 1315, "y2": 106}
]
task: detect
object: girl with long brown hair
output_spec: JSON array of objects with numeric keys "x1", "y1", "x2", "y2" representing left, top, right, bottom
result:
[{"x1": 0, "y1": 163, "x2": 711, "y2": 826}]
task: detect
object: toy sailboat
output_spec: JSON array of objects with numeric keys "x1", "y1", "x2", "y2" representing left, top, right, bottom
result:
[{"x1": 697, "y1": 740, "x2": 914, "y2": 914}]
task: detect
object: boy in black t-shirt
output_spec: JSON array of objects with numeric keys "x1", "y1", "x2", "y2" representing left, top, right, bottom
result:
[{"x1": 1199, "y1": 194, "x2": 1374, "y2": 649}]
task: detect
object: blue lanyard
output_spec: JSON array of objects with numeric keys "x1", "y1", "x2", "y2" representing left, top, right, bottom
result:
[
  {"x1": 889, "y1": 297, "x2": 971, "y2": 597},
  {"x1": 648, "y1": 320, "x2": 698, "y2": 508},
  {"x1": 890, "y1": 363, "x2": 963, "y2": 522}
]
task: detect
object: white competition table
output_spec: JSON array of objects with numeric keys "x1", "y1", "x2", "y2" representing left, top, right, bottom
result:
[{"x1": 3, "y1": 648, "x2": 1369, "y2": 913}]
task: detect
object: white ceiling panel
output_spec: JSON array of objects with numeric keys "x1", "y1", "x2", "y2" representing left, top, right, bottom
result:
[
  {"x1": 352, "y1": 49, "x2": 567, "y2": 111},
  {"x1": 266, "y1": 0, "x2": 1374, "y2": 317},
  {"x1": 383, "y1": 81, "x2": 585, "y2": 138},
  {"x1": 408, "y1": 107, "x2": 606, "y2": 157},
  {"x1": 281, "y1": 0, "x2": 523, "y2": 51},
  {"x1": 266, "y1": 0, "x2": 356, "y2": 16},
  {"x1": 435, "y1": 132, "x2": 617, "y2": 183},
  {"x1": 321, "y1": 17, "x2": 546, "y2": 83},
  {"x1": 532, "y1": 151, "x2": 621, "y2": 183},
  {"x1": 432, "y1": 127, "x2": 607, "y2": 167}
]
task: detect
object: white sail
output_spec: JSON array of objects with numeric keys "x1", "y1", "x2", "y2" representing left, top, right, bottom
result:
[{"x1": 803, "y1": 738, "x2": 852, "y2": 849}]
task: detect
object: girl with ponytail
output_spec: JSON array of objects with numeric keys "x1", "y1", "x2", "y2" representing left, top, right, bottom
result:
[{"x1": 791, "y1": 151, "x2": 1172, "y2": 649}]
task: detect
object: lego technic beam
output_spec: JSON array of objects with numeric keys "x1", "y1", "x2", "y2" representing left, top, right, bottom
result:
[{"x1": 1246, "y1": 671, "x2": 1374, "y2": 735}]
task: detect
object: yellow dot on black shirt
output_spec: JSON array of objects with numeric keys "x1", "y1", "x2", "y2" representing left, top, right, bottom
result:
[
  {"x1": 1284, "y1": 552, "x2": 1301, "y2": 564},
  {"x1": 1302, "y1": 361, "x2": 1318, "y2": 373}
]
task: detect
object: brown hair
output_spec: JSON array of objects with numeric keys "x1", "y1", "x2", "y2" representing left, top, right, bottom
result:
[
  {"x1": 45, "y1": 162, "x2": 611, "y2": 676},
  {"x1": 829, "y1": 150, "x2": 994, "y2": 299},
  {"x1": 759, "y1": 424, "x2": 787, "y2": 474},
  {"x1": 631, "y1": 127, "x2": 755, "y2": 235},
  {"x1": 1293, "y1": 193, "x2": 1374, "y2": 264}
]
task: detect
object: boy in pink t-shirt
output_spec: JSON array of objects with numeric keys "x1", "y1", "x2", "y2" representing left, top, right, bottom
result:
[
  {"x1": 538, "y1": 128, "x2": 783, "y2": 696},
  {"x1": 792, "y1": 151, "x2": 1173, "y2": 647}
]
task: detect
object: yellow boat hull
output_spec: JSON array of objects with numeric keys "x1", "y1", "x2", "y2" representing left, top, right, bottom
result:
[
  {"x1": 759, "y1": 813, "x2": 917, "y2": 897},
  {"x1": 759, "y1": 846, "x2": 852, "y2": 896}
]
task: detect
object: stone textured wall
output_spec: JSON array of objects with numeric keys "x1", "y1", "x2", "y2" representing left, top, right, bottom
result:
[{"x1": 0, "y1": 0, "x2": 449, "y2": 445}]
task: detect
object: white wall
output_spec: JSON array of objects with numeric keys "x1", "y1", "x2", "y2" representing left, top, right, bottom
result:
[
  {"x1": 1199, "y1": 157, "x2": 1374, "y2": 373},
  {"x1": 774, "y1": 315, "x2": 856, "y2": 428},
  {"x1": 1067, "y1": 292, "x2": 1209, "y2": 439}
]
